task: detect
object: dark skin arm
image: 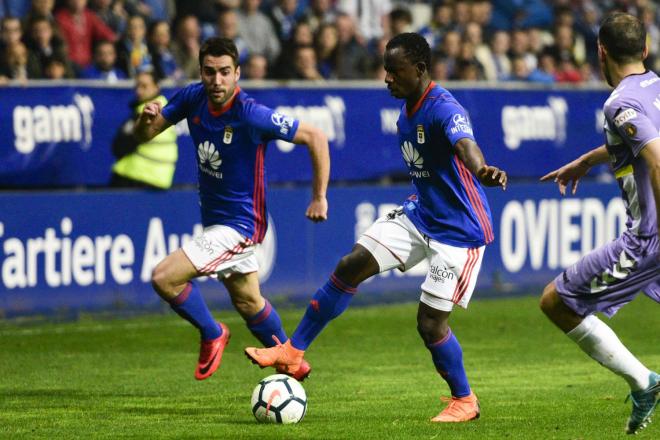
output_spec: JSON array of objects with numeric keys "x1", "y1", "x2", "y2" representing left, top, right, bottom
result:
[{"x1": 454, "y1": 137, "x2": 507, "y2": 189}]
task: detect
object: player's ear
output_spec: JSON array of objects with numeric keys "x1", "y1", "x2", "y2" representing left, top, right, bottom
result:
[
  {"x1": 642, "y1": 42, "x2": 648, "y2": 60},
  {"x1": 416, "y1": 61, "x2": 427, "y2": 76},
  {"x1": 597, "y1": 43, "x2": 606, "y2": 62},
  {"x1": 235, "y1": 65, "x2": 241, "y2": 80}
]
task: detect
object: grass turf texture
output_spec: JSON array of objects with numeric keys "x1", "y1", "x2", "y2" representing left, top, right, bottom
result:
[{"x1": 0, "y1": 295, "x2": 658, "y2": 439}]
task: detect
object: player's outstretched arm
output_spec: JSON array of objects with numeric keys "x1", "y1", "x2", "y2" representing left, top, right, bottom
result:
[
  {"x1": 540, "y1": 145, "x2": 608, "y2": 195},
  {"x1": 292, "y1": 121, "x2": 330, "y2": 222},
  {"x1": 454, "y1": 138, "x2": 507, "y2": 190},
  {"x1": 640, "y1": 139, "x2": 660, "y2": 243},
  {"x1": 133, "y1": 100, "x2": 172, "y2": 143}
]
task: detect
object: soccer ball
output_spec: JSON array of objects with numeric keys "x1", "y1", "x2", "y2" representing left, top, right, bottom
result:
[{"x1": 251, "y1": 374, "x2": 307, "y2": 424}]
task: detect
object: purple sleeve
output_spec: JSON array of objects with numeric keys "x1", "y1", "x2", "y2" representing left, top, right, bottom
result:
[
  {"x1": 612, "y1": 106, "x2": 660, "y2": 157},
  {"x1": 244, "y1": 101, "x2": 300, "y2": 142},
  {"x1": 435, "y1": 102, "x2": 476, "y2": 146},
  {"x1": 161, "y1": 85, "x2": 194, "y2": 124}
]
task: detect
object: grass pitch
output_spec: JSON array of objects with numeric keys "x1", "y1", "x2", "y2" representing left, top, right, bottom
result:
[{"x1": 1, "y1": 295, "x2": 658, "y2": 439}]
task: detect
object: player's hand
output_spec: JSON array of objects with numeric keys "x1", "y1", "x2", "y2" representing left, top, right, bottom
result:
[
  {"x1": 139, "y1": 101, "x2": 162, "y2": 125},
  {"x1": 477, "y1": 165, "x2": 507, "y2": 190},
  {"x1": 305, "y1": 197, "x2": 328, "y2": 223},
  {"x1": 540, "y1": 158, "x2": 590, "y2": 196}
]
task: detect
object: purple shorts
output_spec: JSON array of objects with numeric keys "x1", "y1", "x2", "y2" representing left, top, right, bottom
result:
[{"x1": 555, "y1": 232, "x2": 660, "y2": 317}]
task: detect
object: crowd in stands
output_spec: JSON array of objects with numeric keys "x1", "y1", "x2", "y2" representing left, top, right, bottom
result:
[{"x1": 0, "y1": 0, "x2": 657, "y2": 84}]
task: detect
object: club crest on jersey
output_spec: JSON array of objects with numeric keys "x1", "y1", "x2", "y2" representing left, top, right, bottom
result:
[
  {"x1": 223, "y1": 125, "x2": 233, "y2": 144},
  {"x1": 417, "y1": 124, "x2": 425, "y2": 144}
]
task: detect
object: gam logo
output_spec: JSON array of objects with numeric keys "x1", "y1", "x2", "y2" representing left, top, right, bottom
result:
[{"x1": 13, "y1": 94, "x2": 94, "y2": 154}]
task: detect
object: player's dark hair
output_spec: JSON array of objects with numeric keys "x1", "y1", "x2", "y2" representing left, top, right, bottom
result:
[
  {"x1": 598, "y1": 12, "x2": 646, "y2": 64},
  {"x1": 199, "y1": 37, "x2": 239, "y2": 68},
  {"x1": 386, "y1": 32, "x2": 431, "y2": 72}
]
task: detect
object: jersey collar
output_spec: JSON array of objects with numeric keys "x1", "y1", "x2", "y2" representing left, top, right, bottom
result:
[
  {"x1": 406, "y1": 81, "x2": 435, "y2": 118},
  {"x1": 208, "y1": 86, "x2": 241, "y2": 117}
]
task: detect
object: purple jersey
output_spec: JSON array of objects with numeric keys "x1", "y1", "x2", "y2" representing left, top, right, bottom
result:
[
  {"x1": 398, "y1": 82, "x2": 494, "y2": 247},
  {"x1": 604, "y1": 70, "x2": 660, "y2": 238},
  {"x1": 162, "y1": 83, "x2": 299, "y2": 242}
]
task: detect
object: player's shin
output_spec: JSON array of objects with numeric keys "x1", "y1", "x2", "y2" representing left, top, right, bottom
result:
[
  {"x1": 426, "y1": 328, "x2": 471, "y2": 398},
  {"x1": 168, "y1": 281, "x2": 222, "y2": 341},
  {"x1": 567, "y1": 315, "x2": 651, "y2": 391},
  {"x1": 290, "y1": 274, "x2": 356, "y2": 350},
  {"x1": 246, "y1": 299, "x2": 288, "y2": 347}
]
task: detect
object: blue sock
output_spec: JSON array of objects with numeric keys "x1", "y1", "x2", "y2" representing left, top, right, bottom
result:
[
  {"x1": 246, "y1": 299, "x2": 288, "y2": 347},
  {"x1": 168, "y1": 282, "x2": 221, "y2": 341},
  {"x1": 290, "y1": 274, "x2": 356, "y2": 350},
  {"x1": 427, "y1": 328, "x2": 471, "y2": 397}
]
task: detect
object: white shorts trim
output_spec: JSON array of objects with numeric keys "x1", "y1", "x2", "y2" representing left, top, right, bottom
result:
[
  {"x1": 357, "y1": 208, "x2": 485, "y2": 310},
  {"x1": 182, "y1": 225, "x2": 258, "y2": 278}
]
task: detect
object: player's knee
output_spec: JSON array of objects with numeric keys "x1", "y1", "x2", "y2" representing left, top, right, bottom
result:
[
  {"x1": 151, "y1": 263, "x2": 170, "y2": 296},
  {"x1": 334, "y1": 246, "x2": 378, "y2": 286},
  {"x1": 416, "y1": 315, "x2": 449, "y2": 345}
]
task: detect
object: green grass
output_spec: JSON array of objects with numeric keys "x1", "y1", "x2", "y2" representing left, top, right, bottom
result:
[{"x1": 0, "y1": 295, "x2": 658, "y2": 439}]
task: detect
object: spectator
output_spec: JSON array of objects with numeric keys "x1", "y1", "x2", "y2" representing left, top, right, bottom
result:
[
  {"x1": 389, "y1": 7, "x2": 412, "y2": 37},
  {"x1": 271, "y1": 21, "x2": 313, "y2": 79},
  {"x1": 44, "y1": 55, "x2": 73, "y2": 79},
  {"x1": 509, "y1": 28, "x2": 537, "y2": 71},
  {"x1": 454, "y1": 58, "x2": 481, "y2": 81},
  {"x1": 640, "y1": 6, "x2": 659, "y2": 71},
  {"x1": 575, "y1": 2, "x2": 601, "y2": 68},
  {"x1": 170, "y1": 14, "x2": 200, "y2": 79},
  {"x1": 110, "y1": 70, "x2": 177, "y2": 189},
  {"x1": 469, "y1": 0, "x2": 494, "y2": 38},
  {"x1": 0, "y1": 42, "x2": 29, "y2": 81},
  {"x1": 481, "y1": 29, "x2": 511, "y2": 81},
  {"x1": 452, "y1": 0, "x2": 471, "y2": 34},
  {"x1": 430, "y1": 55, "x2": 449, "y2": 82},
  {"x1": 216, "y1": 8, "x2": 249, "y2": 65},
  {"x1": 292, "y1": 44, "x2": 323, "y2": 80},
  {"x1": 465, "y1": 21, "x2": 493, "y2": 80},
  {"x1": 506, "y1": 55, "x2": 554, "y2": 84},
  {"x1": 334, "y1": 12, "x2": 369, "y2": 79},
  {"x1": 267, "y1": 0, "x2": 300, "y2": 45},
  {"x1": 242, "y1": 53, "x2": 268, "y2": 80},
  {"x1": 55, "y1": 0, "x2": 117, "y2": 71},
  {"x1": 126, "y1": 0, "x2": 176, "y2": 23},
  {"x1": 337, "y1": 0, "x2": 391, "y2": 46},
  {"x1": 0, "y1": 16, "x2": 22, "y2": 52},
  {"x1": 418, "y1": 2, "x2": 452, "y2": 50},
  {"x1": 80, "y1": 39, "x2": 127, "y2": 81},
  {"x1": 148, "y1": 20, "x2": 181, "y2": 80},
  {"x1": 25, "y1": 17, "x2": 73, "y2": 79},
  {"x1": 89, "y1": 0, "x2": 128, "y2": 35},
  {"x1": 116, "y1": 14, "x2": 153, "y2": 77},
  {"x1": 436, "y1": 30, "x2": 461, "y2": 79},
  {"x1": 302, "y1": 0, "x2": 335, "y2": 35},
  {"x1": 315, "y1": 23, "x2": 339, "y2": 79},
  {"x1": 237, "y1": 0, "x2": 281, "y2": 63},
  {"x1": 23, "y1": 0, "x2": 57, "y2": 32}
]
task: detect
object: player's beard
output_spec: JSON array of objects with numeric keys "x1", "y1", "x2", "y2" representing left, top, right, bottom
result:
[{"x1": 208, "y1": 85, "x2": 235, "y2": 107}]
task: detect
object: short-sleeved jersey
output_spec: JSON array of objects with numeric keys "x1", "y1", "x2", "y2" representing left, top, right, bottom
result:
[
  {"x1": 398, "y1": 81, "x2": 494, "y2": 247},
  {"x1": 603, "y1": 70, "x2": 660, "y2": 237},
  {"x1": 162, "y1": 83, "x2": 299, "y2": 243}
]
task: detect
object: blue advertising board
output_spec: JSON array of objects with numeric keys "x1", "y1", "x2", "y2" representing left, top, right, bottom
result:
[
  {"x1": 0, "y1": 182, "x2": 624, "y2": 317},
  {"x1": 0, "y1": 82, "x2": 610, "y2": 187}
]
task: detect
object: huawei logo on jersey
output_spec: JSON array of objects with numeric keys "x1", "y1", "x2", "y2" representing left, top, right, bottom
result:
[
  {"x1": 401, "y1": 141, "x2": 423, "y2": 169},
  {"x1": 198, "y1": 141, "x2": 223, "y2": 178},
  {"x1": 401, "y1": 141, "x2": 430, "y2": 178}
]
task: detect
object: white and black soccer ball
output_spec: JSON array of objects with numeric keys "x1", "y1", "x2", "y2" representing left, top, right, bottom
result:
[{"x1": 251, "y1": 374, "x2": 307, "y2": 424}]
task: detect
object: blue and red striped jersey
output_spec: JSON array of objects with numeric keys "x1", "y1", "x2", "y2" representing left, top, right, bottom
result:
[
  {"x1": 398, "y1": 82, "x2": 494, "y2": 247},
  {"x1": 162, "y1": 83, "x2": 299, "y2": 243}
]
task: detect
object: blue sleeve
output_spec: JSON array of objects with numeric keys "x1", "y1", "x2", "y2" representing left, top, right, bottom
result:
[
  {"x1": 434, "y1": 102, "x2": 476, "y2": 146},
  {"x1": 161, "y1": 84, "x2": 195, "y2": 124},
  {"x1": 244, "y1": 101, "x2": 300, "y2": 143}
]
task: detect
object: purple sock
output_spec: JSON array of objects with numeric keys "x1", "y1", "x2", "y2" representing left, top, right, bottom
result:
[
  {"x1": 290, "y1": 274, "x2": 356, "y2": 350},
  {"x1": 427, "y1": 328, "x2": 471, "y2": 397},
  {"x1": 168, "y1": 282, "x2": 221, "y2": 341},
  {"x1": 246, "y1": 299, "x2": 288, "y2": 347}
]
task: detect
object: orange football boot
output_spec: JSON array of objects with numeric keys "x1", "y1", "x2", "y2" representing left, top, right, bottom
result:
[
  {"x1": 245, "y1": 336, "x2": 311, "y2": 381},
  {"x1": 195, "y1": 322, "x2": 231, "y2": 380},
  {"x1": 430, "y1": 392, "x2": 480, "y2": 423}
]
